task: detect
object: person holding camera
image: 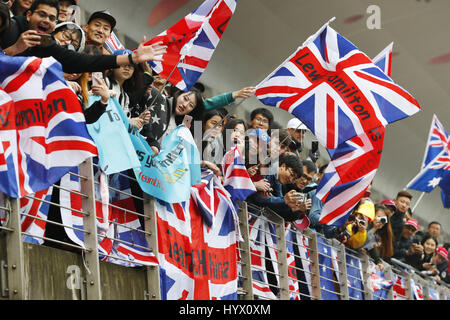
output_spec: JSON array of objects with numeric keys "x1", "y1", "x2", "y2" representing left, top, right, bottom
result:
[
  {"x1": 393, "y1": 218, "x2": 420, "y2": 263},
  {"x1": 361, "y1": 204, "x2": 394, "y2": 270},
  {"x1": 0, "y1": 0, "x2": 166, "y2": 74},
  {"x1": 405, "y1": 233, "x2": 438, "y2": 272},
  {"x1": 343, "y1": 201, "x2": 375, "y2": 250}
]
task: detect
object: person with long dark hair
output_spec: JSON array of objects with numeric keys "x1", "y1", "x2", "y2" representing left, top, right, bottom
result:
[{"x1": 362, "y1": 204, "x2": 394, "y2": 269}]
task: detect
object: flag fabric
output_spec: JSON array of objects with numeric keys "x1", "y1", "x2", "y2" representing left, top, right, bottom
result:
[
  {"x1": 428, "y1": 286, "x2": 440, "y2": 300},
  {"x1": 368, "y1": 262, "x2": 393, "y2": 300},
  {"x1": 247, "y1": 214, "x2": 278, "y2": 300},
  {"x1": 104, "y1": 31, "x2": 125, "y2": 53},
  {"x1": 392, "y1": 273, "x2": 408, "y2": 300},
  {"x1": 100, "y1": 88, "x2": 201, "y2": 203},
  {"x1": 316, "y1": 126, "x2": 385, "y2": 225},
  {"x1": 316, "y1": 234, "x2": 339, "y2": 300},
  {"x1": 406, "y1": 115, "x2": 450, "y2": 208},
  {"x1": 411, "y1": 278, "x2": 424, "y2": 300},
  {"x1": 305, "y1": 45, "x2": 391, "y2": 226},
  {"x1": 59, "y1": 166, "x2": 157, "y2": 267},
  {"x1": 0, "y1": 54, "x2": 97, "y2": 198},
  {"x1": 372, "y1": 43, "x2": 393, "y2": 77},
  {"x1": 156, "y1": 171, "x2": 240, "y2": 300},
  {"x1": 222, "y1": 146, "x2": 256, "y2": 202},
  {"x1": 20, "y1": 187, "x2": 53, "y2": 244},
  {"x1": 346, "y1": 252, "x2": 364, "y2": 300},
  {"x1": 255, "y1": 21, "x2": 420, "y2": 150},
  {"x1": 85, "y1": 96, "x2": 141, "y2": 175},
  {"x1": 285, "y1": 225, "x2": 302, "y2": 300},
  {"x1": 144, "y1": 0, "x2": 237, "y2": 91}
]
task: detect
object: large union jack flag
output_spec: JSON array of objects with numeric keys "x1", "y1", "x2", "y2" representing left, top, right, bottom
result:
[
  {"x1": 0, "y1": 54, "x2": 97, "y2": 198},
  {"x1": 314, "y1": 44, "x2": 392, "y2": 226},
  {"x1": 255, "y1": 21, "x2": 420, "y2": 150},
  {"x1": 156, "y1": 170, "x2": 239, "y2": 300},
  {"x1": 406, "y1": 115, "x2": 450, "y2": 207},
  {"x1": 144, "y1": 0, "x2": 237, "y2": 91}
]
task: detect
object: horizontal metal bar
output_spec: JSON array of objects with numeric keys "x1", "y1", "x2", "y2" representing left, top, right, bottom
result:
[
  {"x1": 23, "y1": 195, "x2": 87, "y2": 217},
  {"x1": 20, "y1": 213, "x2": 89, "y2": 234},
  {"x1": 21, "y1": 232, "x2": 89, "y2": 252}
]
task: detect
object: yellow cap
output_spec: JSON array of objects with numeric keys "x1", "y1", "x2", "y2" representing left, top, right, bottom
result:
[{"x1": 355, "y1": 201, "x2": 375, "y2": 221}]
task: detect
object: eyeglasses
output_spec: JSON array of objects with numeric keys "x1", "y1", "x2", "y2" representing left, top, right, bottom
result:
[
  {"x1": 34, "y1": 10, "x2": 58, "y2": 23},
  {"x1": 287, "y1": 167, "x2": 299, "y2": 181},
  {"x1": 253, "y1": 116, "x2": 269, "y2": 124},
  {"x1": 59, "y1": 30, "x2": 81, "y2": 49},
  {"x1": 299, "y1": 173, "x2": 313, "y2": 183}
]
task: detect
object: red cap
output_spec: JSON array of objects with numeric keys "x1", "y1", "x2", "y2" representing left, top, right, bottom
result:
[
  {"x1": 436, "y1": 247, "x2": 448, "y2": 260},
  {"x1": 404, "y1": 218, "x2": 418, "y2": 230},
  {"x1": 381, "y1": 198, "x2": 396, "y2": 209}
]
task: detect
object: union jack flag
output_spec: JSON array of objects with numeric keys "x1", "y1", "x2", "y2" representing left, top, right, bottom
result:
[
  {"x1": 315, "y1": 45, "x2": 396, "y2": 225},
  {"x1": 222, "y1": 146, "x2": 256, "y2": 202},
  {"x1": 317, "y1": 126, "x2": 385, "y2": 225},
  {"x1": 406, "y1": 115, "x2": 450, "y2": 207},
  {"x1": 156, "y1": 171, "x2": 239, "y2": 300},
  {"x1": 372, "y1": 42, "x2": 393, "y2": 77},
  {"x1": 59, "y1": 166, "x2": 157, "y2": 267},
  {"x1": 0, "y1": 54, "x2": 97, "y2": 198},
  {"x1": 255, "y1": 21, "x2": 420, "y2": 150},
  {"x1": 144, "y1": 0, "x2": 237, "y2": 91},
  {"x1": 20, "y1": 187, "x2": 53, "y2": 244},
  {"x1": 247, "y1": 214, "x2": 278, "y2": 300},
  {"x1": 104, "y1": 31, "x2": 125, "y2": 53}
]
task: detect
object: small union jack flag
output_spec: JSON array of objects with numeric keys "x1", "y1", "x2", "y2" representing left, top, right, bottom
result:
[
  {"x1": 104, "y1": 31, "x2": 125, "y2": 53},
  {"x1": 255, "y1": 21, "x2": 420, "y2": 150},
  {"x1": 144, "y1": 0, "x2": 237, "y2": 91}
]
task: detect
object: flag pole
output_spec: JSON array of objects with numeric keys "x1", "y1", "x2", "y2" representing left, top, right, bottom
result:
[
  {"x1": 412, "y1": 191, "x2": 426, "y2": 212},
  {"x1": 146, "y1": 54, "x2": 184, "y2": 110}
]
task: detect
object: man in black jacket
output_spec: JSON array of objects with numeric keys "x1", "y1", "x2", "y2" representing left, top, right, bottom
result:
[{"x1": 0, "y1": 0, "x2": 166, "y2": 73}]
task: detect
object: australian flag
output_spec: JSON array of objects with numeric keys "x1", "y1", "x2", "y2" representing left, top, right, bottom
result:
[
  {"x1": 406, "y1": 114, "x2": 450, "y2": 208},
  {"x1": 255, "y1": 20, "x2": 420, "y2": 150},
  {"x1": 144, "y1": 0, "x2": 237, "y2": 91}
]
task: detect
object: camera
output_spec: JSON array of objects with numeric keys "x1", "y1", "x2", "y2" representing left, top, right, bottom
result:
[
  {"x1": 377, "y1": 216, "x2": 388, "y2": 225},
  {"x1": 336, "y1": 227, "x2": 351, "y2": 243}
]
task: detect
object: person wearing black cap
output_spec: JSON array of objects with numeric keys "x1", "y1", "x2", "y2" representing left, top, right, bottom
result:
[
  {"x1": 83, "y1": 9, "x2": 115, "y2": 54},
  {"x1": 1, "y1": 0, "x2": 166, "y2": 74}
]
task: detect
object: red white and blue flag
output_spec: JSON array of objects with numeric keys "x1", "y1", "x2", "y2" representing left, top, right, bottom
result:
[
  {"x1": 368, "y1": 262, "x2": 393, "y2": 300},
  {"x1": 406, "y1": 115, "x2": 450, "y2": 208},
  {"x1": 255, "y1": 21, "x2": 420, "y2": 150},
  {"x1": 59, "y1": 167, "x2": 158, "y2": 267},
  {"x1": 144, "y1": 0, "x2": 237, "y2": 91},
  {"x1": 316, "y1": 126, "x2": 385, "y2": 225},
  {"x1": 247, "y1": 214, "x2": 278, "y2": 300},
  {"x1": 392, "y1": 273, "x2": 408, "y2": 300},
  {"x1": 0, "y1": 54, "x2": 97, "y2": 198},
  {"x1": 314, "y1": 44, "x2": 393, "y2": 226},
  {"x1": 156, "y1": 171, "x2": 239, "y2": 300},
  {"x1": 20, "y1": 187, "x2": 53, "y2": 244},
  {"x1": 222, "y1": 146, "x2": 256, "y2": 202},
  {"x1": 105, "y1": 31, "x2": 125, "y2": 53}
]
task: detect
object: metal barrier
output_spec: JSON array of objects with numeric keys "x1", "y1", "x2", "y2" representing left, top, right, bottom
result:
[{"x1": 0, "y1": 159, "x2": 449, "y2": 300}]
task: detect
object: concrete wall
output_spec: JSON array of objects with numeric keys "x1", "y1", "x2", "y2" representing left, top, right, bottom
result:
[{"x1": 0, "y1": 238, "x2": 148, "y2": 300}]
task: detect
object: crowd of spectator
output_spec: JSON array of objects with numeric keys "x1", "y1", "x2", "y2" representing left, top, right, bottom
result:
[{"x1": 0, "y1": 0, "x2": 448, "y2": 290}]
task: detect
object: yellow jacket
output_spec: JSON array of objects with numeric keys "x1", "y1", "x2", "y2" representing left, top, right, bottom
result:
[{"x1": 346, "y1": 224, "x2": 367, "y2": 249}]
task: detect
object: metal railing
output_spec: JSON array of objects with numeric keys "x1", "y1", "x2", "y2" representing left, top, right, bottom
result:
[{"x1": 0, "y1": 159, "x2": 449, "y2": 300}]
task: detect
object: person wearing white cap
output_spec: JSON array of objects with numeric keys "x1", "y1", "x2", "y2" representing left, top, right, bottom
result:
[{"x1": 286, "y1": 117, "x2": 308, "y2": 156}]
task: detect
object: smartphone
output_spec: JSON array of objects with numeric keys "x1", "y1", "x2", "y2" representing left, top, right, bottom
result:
[
  {"x1": 182, "y1": 115, "x2": 193, "y2": 129},
  {"x1": 39, "y1": 34, "x2": 52, "y2": 47},
  {"x1": 311, "y1": 140, "x2": 319, "y2": 154},
  {"x1": 91, "y1": 72, "x2": 103, "y2": 86}
]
